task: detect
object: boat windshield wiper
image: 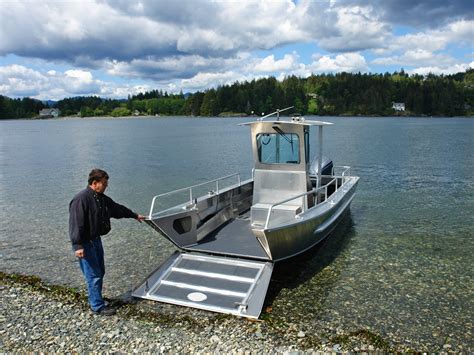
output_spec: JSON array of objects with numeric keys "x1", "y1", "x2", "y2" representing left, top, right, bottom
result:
[
  {"x1": 272, "y1": 126, "x2": 294, "y2": 153},
  {"x1": 272, "y1": 126, "x2": 292, "y2": 143}
]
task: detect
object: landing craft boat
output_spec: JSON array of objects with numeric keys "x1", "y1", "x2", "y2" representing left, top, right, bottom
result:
[{"x1": 132, "y1": 107, "x2": 359, "y2": 318}]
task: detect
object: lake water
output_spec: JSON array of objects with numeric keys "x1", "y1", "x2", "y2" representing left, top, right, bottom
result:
[{"x1": 0, "y1": 116, "x2": 473, "y2": 350}]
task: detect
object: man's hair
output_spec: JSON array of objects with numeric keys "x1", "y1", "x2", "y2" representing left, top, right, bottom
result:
[{"x1": 88, "y1": 169, "x2": 109, "y2": 185}]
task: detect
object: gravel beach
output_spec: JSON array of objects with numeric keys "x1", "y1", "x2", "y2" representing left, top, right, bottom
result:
[{"x1": 1, "y1": 273, "x2": 397, "y2": 353}]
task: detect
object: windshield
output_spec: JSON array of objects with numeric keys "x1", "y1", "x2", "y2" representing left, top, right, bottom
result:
[{"x1": 256, "y1": 132, "x2": 300, "y2": 164}]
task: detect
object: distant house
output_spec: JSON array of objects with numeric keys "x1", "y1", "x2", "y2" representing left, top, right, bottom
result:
[
  {"x1": 39, "y1": 108, "x2": 61, "y2": 118},
  {"x1": 392, "y1": 102, "x2": 405, "y2": 111}
]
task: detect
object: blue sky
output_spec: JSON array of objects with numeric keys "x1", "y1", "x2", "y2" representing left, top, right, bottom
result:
[{"x1": 0, "y1": 0, "x2": 473, "y2": 100}]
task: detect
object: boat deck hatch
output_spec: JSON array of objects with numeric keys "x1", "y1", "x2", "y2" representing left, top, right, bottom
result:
[{"x1": 132, "y1": 252, "x2": 273, "y2": 318}]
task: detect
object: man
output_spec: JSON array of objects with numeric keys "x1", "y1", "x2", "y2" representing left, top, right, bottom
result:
[{"x1": 69, "y1": 169, "x2": 145, "y2": 316}]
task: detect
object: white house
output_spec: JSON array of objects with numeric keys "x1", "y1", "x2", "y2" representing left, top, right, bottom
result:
[
  {"x1": 39, "y1": 108, "x2": 61, "y2": 118},
  {"x1": 392, "y1": 102, "x2": 405, "y2": 111}
]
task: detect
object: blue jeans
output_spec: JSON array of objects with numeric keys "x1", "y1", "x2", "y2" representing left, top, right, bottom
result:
[{"x1": 78, "y1": 238, "x2": 106, "y2": 311}]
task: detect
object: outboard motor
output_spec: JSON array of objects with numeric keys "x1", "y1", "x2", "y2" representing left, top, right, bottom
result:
[{"x1": 309, "y1": 156, "x2": 333, "y2": 178}]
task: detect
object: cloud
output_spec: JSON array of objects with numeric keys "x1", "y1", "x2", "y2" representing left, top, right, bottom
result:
[
  {"x1": 408, "y1": 61, "x2": 474, "y2": 75},
  {"x1": 309, "y1": 53, "x2": 369, "y2": 73},
  {"x1": 180, "y1": 71, "x2": 248, "y2": 91},
  {"x1": 0, "y1": 0, "x2": 472, "y2": 99},
  {"x1": 343, "y1": 0, "x2": 474, "y2": 28},
  {"x1": 372, "y1": 19, "x2": 474, "y2": 70},
  {"x1": 0, "y1": 0, "x2": 390, "y2": 63},
  {"x1": 105, "y1": 54, "x2": 250, "y2": 82},
  {"x1": 372, "y1": 50, "x2": 456, "y2": 68},
  {"x1": 310, "y1": 4, "x2": 391, "y2": 52},
  {"x1": 0, "y1": 1, "x2": 178, "y2": 62},
  {"x1": 374, "y1": 19, "x2": 474, "y2": 55},
  {"x1": 0, "y1": 64, "x2": 150, "y2": 100},
  {"x1": 107, "y1": 0, "x2": 304, "y2": 52},
  {"x1": 253, "y1": 53, "x2": 301, "y2": 73},
  {"x1": 0, "y1": 65, "x2": 45, "y2": 97}
]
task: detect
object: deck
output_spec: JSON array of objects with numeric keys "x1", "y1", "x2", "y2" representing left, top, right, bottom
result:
[{"x1": 187, "y1": 213, "x2": 269, "y2": 260}]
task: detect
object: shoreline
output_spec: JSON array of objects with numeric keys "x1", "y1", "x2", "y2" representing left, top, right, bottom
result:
[
  {"x1": 0, "y1": 271, "x2": 453, "y2": 353},
  {"x1": 1, "y1": 113, "x2": 473, "y2": 121}
]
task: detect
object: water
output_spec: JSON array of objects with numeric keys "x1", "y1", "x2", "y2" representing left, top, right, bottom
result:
[{"x1": 1, "y1": 116, "x2": 473, "y2": 349}]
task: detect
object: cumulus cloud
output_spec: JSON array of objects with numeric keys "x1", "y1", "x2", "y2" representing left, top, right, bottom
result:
[
  {"x1": 374, "y1": 19, "x2": 474, "y2": 55},
  {"x1": 341, "y1": 0, "x2": 474, "y2": 28},
  {"x1": 0, "y1": 0, "x2": 472, "y2": 98},
  {"x1": 180, "y1": 71, "x2": 248, "y2": 91},
  {"x1": 372, "y1": 19, "x2": 473, "y2": 70},
  {"x1": 0, "y1": 0, "x2": 389, "y2": 63},
  {"x1": 0, "y1": 1, "x2": 178, "y2": 62},
  {"x1": 408, "y1": 61, "x2": 474, "y2": 75},
  {"x1": 372, "y1": 50, "x2": 456, "y2": 68},
  {"x1": 253, "y1": 53, "x2": 301, "y2": 73},
  {"x1": 105, "y1": 54, "x2": 249, "y2": 81},
  {"x1": 0, "y1": 64, "x2": 151, "y2": 100},
  {"x1": 313, "y1": 5, "x2": 391, "y2": 52},
  {"x1": 309, "y1": 53, "x2": 369, "y2": 73},
  {"x1": 0, "y1": 65, "x2": 45, "y2": 97}
]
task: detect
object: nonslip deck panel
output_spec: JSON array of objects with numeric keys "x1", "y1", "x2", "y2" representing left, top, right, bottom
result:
[
  {"x1": 132, "y1": 252, "x2": 273, "y2": 318},
  {"x1": 152, "y1": 284, "x2": 245, "y2": 309},
  {"x1": 176, "y1": 258, "x2": 261, "y2": 278},
  {"x1": 187, "y1": 218, "x2": 269, "y2": 259}
]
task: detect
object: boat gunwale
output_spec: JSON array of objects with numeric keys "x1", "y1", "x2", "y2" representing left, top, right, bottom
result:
[
  {"x1": 260, "y1": 177, "x2": 359, "y2": 232},
  {"x1": 257, "y1": 173, "x2": 359, "y2": 230}
]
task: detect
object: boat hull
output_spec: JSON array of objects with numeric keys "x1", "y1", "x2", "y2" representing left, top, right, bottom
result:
[{"x1": 254, "y1": 176, "x2": 359, "y2": 261}]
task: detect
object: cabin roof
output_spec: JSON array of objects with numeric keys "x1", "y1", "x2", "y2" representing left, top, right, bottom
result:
[{"x1": 239, "y1": 119, "x2": 333, "y2": 127}]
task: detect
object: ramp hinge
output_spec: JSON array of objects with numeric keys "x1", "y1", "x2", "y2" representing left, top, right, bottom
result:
[{"x1": 235, "y1": 302, "x2": 248, "y2": 313}]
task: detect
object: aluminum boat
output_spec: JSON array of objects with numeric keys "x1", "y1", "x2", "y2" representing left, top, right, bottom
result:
[{"x1": 132, "y1": 108, "x2": 359, "y2": 318}]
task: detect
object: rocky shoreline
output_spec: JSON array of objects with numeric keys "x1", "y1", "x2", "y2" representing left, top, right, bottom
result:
[{"x1": 0, "y1": 272, "x2": 462, "y2": 353}]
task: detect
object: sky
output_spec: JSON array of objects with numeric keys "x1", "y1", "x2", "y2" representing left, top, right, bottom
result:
[{"x1": 0, "y1": 0, "x2": 473, "y2": 100}]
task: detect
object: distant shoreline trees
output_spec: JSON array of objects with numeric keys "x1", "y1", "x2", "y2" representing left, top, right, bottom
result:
[{"x1": 1, "y1": 69, "x2": 473, "y2": 120}]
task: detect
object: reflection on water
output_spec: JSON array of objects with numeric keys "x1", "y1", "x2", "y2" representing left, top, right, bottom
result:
[
  {"x1": 268, "y1": 211, "x2": 356, "y2": 307},
  {"x1": 0, "y1": 116, "x2": 473, "y2": 350}
]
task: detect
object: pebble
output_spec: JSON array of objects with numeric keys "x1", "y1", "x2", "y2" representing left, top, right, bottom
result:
[{"x1": 2, "y1": 282, "x2": 471, "y2": 353}]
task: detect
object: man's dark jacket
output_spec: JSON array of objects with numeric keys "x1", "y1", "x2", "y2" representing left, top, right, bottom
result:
[{"x1": 69, "y1": 187, "x2": 138, "y2": 251}]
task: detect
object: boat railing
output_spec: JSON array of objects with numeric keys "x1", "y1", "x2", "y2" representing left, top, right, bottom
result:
[
  {"x1": 333, "y1": 165, "x2": 351, "y2": 184},
  {"x1": 149, "y1": 173, "x2": 242, "y2": 217},
  {"x1": 263, "y1": 175, "x2": 346, "y2": 229}
]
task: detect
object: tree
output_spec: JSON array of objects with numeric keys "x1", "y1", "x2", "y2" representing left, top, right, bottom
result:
[
  {"x1": 111, "y1": 107, "x2": 131, "y2": 117},
  {"x1": 200, "y1": 90, "x2": 219, "y2": 116}
]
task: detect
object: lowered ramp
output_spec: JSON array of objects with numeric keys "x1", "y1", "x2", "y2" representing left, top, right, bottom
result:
[{"x1": 132, "y1": 252, "x2": 273, "y2": 319}]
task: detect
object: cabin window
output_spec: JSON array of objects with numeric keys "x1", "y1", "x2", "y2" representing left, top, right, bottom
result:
[{"x1": 256, "y1": 133, "x2": 300, "y2": 164}]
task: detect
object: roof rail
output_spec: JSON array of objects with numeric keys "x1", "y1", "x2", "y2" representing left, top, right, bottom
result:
[{"x1": 258, "y1": 106, "x2": 294, "y2": 121}]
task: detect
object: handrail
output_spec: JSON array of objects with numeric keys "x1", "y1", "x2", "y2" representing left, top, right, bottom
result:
[
  {"x1": 263, "y1": 175, "x2": 345, "y2": 229},
  {"x1": 333, "y1": 165, "x2": 351, "y2": 184},
  {"x1": 149, "y1": 173, "x2": 241, "y2": 217}
]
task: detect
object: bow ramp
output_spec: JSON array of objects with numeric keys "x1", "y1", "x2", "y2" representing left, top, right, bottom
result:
[{"x1": 132, "y1": 252, "x2": 273, "y2": 319}]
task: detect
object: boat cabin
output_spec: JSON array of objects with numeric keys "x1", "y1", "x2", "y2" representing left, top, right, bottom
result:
[{"x1": 241, "y1": 117, "x2": 332, "y2": 227}]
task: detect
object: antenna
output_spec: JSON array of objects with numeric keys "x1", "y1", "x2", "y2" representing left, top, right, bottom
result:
[{"x1": 258, "y1": 106, "x2": 294, "y2": 121}]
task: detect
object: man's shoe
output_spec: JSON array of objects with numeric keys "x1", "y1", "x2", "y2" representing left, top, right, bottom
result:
[{"x1": 92, "y1": 306, "x2": 116, "y2": 316}]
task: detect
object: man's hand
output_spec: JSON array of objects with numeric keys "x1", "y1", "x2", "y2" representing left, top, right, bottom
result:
[
  {"x1": 75, "y1": 249, "x2": 85, "y2": 258},
  {"x1": 136, "y1": 214, "x2": 146, "y2": 223}
]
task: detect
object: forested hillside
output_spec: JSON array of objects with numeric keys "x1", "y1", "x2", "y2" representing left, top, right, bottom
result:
[{"x1": 1, "y1": 70, "x2": 473, "y2": 119}]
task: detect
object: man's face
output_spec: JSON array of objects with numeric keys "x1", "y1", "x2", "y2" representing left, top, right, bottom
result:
[{"x1": 91, "y1": 178, "x2": 108, "y2": 194}]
